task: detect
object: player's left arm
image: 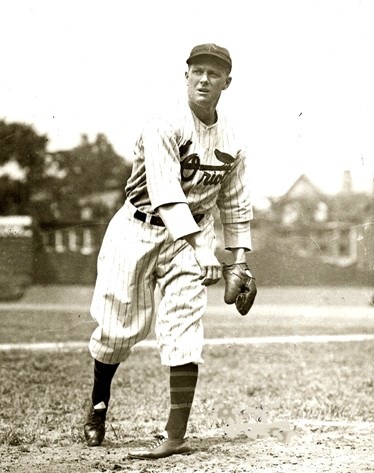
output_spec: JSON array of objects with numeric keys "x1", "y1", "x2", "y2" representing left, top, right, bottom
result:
[
  {"x1": 217, "y1": 148, "x2": 257, "y2": 314},
  {"x1": 216, "y1": 146, "x2": 253, "y2": 251},
  {"x1": 230, "y1": 247, "x2": 246, "y2": 264}
]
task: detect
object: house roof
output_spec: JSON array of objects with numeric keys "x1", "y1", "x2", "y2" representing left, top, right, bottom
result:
[{"x1": 277, "y1": 174, "x2": 328, "y2": 206}]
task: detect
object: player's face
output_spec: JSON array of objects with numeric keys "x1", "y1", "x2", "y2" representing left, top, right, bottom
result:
[{"x1": 185, "y1": 58, "x2": 232, "y2": 111}]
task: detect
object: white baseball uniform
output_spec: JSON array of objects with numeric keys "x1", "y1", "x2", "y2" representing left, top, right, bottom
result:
[{"x1": 89, "y1": 102, "x2": 253, "y2": 366}]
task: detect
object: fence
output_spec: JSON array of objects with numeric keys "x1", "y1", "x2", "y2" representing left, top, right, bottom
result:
[
  {"x1": 2, "y1": 217, "x2": 373, "y2": 289},
  {"x1": 0, "y1": 216, "x2": 34, "y2": 299},
  {"x1": 33, "y1": 222, "x2": 107, "y2": 285},
  {"x1": 33, "y1": 219, "x2": 374, "y2": 287}
]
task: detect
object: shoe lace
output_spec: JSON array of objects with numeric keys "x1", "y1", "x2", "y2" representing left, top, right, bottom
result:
[
  {"x1": 148, "y1": 434, "x2": 167, "y2": 449},
  {"x1": 89, "y1": 408, "x2": 106, "y2": 428}
]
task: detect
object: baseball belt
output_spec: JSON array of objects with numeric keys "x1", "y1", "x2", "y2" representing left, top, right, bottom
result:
[{"x1": 134, "y1": 209, "x2": 205, "y2": 227}]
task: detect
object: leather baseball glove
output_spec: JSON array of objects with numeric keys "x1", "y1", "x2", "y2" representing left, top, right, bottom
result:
[{"x1": 222, "y1": 262, "x2": 257, "y2": 315}]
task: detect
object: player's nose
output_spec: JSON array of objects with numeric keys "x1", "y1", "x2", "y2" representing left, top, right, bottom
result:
[{"x1": 199, "y1": 71, "x2": 209, "y2": 83}]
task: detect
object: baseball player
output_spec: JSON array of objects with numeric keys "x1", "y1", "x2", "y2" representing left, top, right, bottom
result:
[{"x1": 84, "y1": 43, "x2": 256, "y2": 459}]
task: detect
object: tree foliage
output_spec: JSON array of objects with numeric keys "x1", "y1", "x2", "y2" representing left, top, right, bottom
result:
[
  {"x1": 0, "y1": 120, "x2": 132, "y2": 221},
  {"x1": 51, "y1": 133, "x2": 131, "y2": 197},
  {"x1": 0, "y1": 120, "x2": 48, "y2": 214},
  {"x1": 45, "y1": 133, "x2": 132, "y2": 222},
  {"x1": 0, "y1": 176, "x2": 25, "y2": 215}
]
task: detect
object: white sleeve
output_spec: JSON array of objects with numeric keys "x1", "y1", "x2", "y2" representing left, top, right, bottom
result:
[
  {"x1": 141, "y1": 118, "x2": 188, "y2": 211},
  {"x1": 216, "y1": 147, "x2": 253, "y2": 224},
  {"x1": 222, "y1": 221, "x2": 252, "y2": 251},
  {"x1": 217, "y1": 147, "x2": 253, "y2": 249},
  {"x1": 158, "y1": 203, "x2": 200, "y2": 241}
]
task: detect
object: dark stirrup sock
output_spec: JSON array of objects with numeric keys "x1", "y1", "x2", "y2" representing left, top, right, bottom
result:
[
  {"x1": 92, "y1": 359, "x2": 120, "y2": 408},
  {"x1": 165, "y1": 362, "x2": 198, "y2": 439}
]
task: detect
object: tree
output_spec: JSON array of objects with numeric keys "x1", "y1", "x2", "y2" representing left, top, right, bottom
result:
[
  {"x1": 0, "y1": 121, "x2": 132, "y2": 222},
  {"x1": 52, "y1": 133, "x2": 129, "y2": 196},
  {"x1": 0, "y1": 120, "x2": 48, "y2": 214},
  {"x1": 0, "y1": 176, "x2": 25, "y2": 215},
  {"x1": 45, "y1": 133, "x2": 132, "y2": 222}
]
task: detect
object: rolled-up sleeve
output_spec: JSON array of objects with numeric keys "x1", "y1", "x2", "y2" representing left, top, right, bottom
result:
[
  {"x1": 158, "y1": 203, "x2": 201, "y2": 241},
  {"x1": 222, "y1": 221, "x2": 252, "y2": 251}
]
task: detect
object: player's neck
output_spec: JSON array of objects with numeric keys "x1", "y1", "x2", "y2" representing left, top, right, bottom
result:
[{"x1": 188, "y1": 100, "x2": 217, "y2": 126}]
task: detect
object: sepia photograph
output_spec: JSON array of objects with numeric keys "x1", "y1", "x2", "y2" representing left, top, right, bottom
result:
[{"x1": 0, "y1": 1, "x2": 373, "y2": 472}]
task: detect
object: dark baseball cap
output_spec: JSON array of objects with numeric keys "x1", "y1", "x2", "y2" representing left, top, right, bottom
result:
[{"x1": 186, "y1": 43, "x2": 232, "y2": 71}]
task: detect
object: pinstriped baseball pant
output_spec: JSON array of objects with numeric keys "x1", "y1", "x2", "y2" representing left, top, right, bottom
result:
[{"x1": 88, "y1": 200, "x2": 215, "y2": 366}]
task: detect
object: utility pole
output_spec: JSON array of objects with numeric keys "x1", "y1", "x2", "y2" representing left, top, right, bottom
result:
[{"x1": 371, "y1": 173, "x2": 374, "y2": 305}]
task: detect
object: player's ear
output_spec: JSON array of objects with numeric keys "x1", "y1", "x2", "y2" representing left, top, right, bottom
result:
[
  {"x1": 222, "y1": 76, "x2": 232, "y2": 90},
  {"x1": 185, "y1": 71, "x2": 189, "y2": 81}
]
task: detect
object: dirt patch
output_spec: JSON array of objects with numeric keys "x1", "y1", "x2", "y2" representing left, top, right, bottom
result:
[{"x1": 1, "y1": 424, "x2": 373, "y2": 473}]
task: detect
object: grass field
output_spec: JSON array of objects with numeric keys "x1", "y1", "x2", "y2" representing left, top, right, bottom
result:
[
  {"x1": 1, "y1": 285, "x2": 374, "y2": 344},
  {"x1": 1, "y1": 341, "x2": 373, "y2": 445},
  {"x1": 1, "y1": 285, "x2": 374, "y2": 472}
]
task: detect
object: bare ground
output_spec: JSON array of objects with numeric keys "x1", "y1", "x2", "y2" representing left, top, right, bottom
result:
[{"x1": 1, "y1": 424, "x2": 373, "y2": 473}]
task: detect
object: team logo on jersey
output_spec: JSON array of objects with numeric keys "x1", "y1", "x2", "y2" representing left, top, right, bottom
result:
[
  {"x1": 179, "y1": 141, "x2": 235, "y2": 186},
  {"x1": 214, "y1": 149, "x2": 236, "y2": 164}
]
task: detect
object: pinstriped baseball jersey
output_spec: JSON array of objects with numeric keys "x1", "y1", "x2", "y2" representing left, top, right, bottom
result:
[
  {"x1": 125, "y1": 104, "x2": 253, "y2": 249},
  {"x1": 89, "y1": 103, "x2": 253, "y2": 366}
]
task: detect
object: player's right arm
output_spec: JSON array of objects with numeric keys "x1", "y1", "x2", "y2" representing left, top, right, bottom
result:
[
  {"x1": 140, "y1": 118, "x2": 221, "y2": 285},
  {"x1": 185, "y1": 231, "x2": 222, "y2": 286},
  {"x1": 158, "y1": 203, "x2": 222, "y2": 286}
]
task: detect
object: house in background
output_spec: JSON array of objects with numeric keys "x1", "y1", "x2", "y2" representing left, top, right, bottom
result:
[{"x1": 263, "y1": 172, "x2": 373, "y2": 270}]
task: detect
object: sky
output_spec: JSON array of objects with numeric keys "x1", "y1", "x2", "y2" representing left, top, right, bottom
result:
[{"x1": 1, "y1": 0, "x2": 373, "y2": 204}]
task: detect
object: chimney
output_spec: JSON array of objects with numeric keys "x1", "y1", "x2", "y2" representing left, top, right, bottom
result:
[{"x1": 342, "y1": 170, "x2": 352, "y2": 193}]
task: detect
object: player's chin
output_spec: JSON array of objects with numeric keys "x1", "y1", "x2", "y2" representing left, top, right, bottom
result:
[{"x1": 193, "y1": 93, "x2": 213, "y2": 104}]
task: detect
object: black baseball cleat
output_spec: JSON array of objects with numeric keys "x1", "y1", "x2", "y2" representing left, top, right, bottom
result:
[
  {"x1": 128, "y1": 432, "x2": 192, "y2": 459},
  {"x1": 84, "y1": 401, "x2": 107, "y2": 447}
]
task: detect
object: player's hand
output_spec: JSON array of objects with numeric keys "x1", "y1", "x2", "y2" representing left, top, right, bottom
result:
[{"x1": 194, "y1": 247, "x2": 222, "y2": 286}]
